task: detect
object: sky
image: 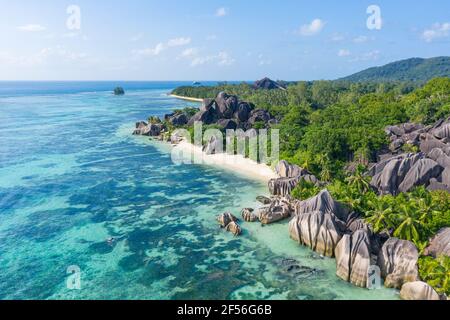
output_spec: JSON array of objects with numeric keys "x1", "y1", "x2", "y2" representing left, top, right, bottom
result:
[{"x1": 0, "y1": 0, "x2": 449, "y2": 81}]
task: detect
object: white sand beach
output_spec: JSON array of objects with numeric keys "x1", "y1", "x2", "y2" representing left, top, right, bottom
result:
[
  {"x1": 169, "y1": 94, "x2": 204, "y2": 103},
  {"x1": 171, "y1": 140, "x2": 278, "y2": 182}
]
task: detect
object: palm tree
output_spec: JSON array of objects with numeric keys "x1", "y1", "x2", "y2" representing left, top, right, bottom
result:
[
  {"x1": 365, "y1": 199, "x2": 395, "y2": 233},
  {"x1": 393, "y1": 203, "x2": 426, "y2": 243},
  {"x1": 346, "y1": 166, "x2": 371, "y2": 194}
]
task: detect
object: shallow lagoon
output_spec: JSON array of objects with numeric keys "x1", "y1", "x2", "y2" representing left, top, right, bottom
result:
[{"x1": 0, "y1": 83, "x2": 398, "y2": 299}]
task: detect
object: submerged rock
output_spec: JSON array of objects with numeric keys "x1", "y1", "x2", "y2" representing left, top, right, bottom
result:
[
  {"x1": 377, "y1": 238, "x2": 419, "y2": 289},
  {"x1": 400, "y1": 281, "x2": 441, "y2": 300},
  {"x1": 424, "y1": 228, "x2": 450, "y2": 258},
  {"x1": 335, "y1": 229, "x2": 372, "y2": 288}
]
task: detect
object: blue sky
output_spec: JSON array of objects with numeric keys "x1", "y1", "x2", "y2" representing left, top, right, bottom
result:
[{"x1": 0, "y1": 0, "x2": 449, "y2": 81}]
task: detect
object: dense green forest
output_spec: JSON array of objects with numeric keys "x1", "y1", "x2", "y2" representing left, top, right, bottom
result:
[{"x1": 340, "y1": 57, "x2": 450, "y2": 82}]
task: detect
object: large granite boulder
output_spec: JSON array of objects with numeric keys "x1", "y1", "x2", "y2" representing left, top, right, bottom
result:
[
  {"x1": 241, "y1": 208, "x2": 258, "y2": 222},
  {"x1": 132, "y1": 121, "x2": 164, "y2": 137},
  {"x1": 370, "y1": 153, "x2": 424, "y2": 195},
  {"x1": 248, "y1": 109, "x2": 272, "y2": 125},
  {"x1": 225, "y1": 221, "x2": 242, "y2": 236},
  {"x1": 215, "y1": 92, "x2": 238, "y2": 119},
  {"x1": 432, "y1": 123, "x2": 450, "y2": 140},
  {"x1": 420, "y1": 134, "x2": 448, "y2": 154},
  {"x1": 217, "y1": 119, "x2": 237, "y2": 130},
  {"x1": 295, "y1": 189, "x2": 349, "y2": 222},
  {"x1": 258, "y1": 197, "x2": 293, "y2": 224},
  {"x1": 168, "y1": 113, "x2": 189, "y2": 126},
  {"x1": 428, "y1": 148, "x2": 450, "y2": 168},
  {"x1": 400, "y1": 281, "x2": 441, "y2": 300},
  {"x1": 377, "y1": 238, "x2": 419, "y2": 289},
  {"x1": 289, "y1": 210, "x2": 344, "y2": 257},
  {"x1": 268, "y1": 174, "x2": 320, "y2": 196},
  {"x1": 234, "y1": 102, "x2": 254, "y2": 122},
  {"x1": 217, "y1": 212, "x2": 238, "y2": 228},
  {"x1": 188, "y1": 108, "x2": 218, "y2": 126},
  {"x1": 275, "y1": 160, "x2": 306, "y2": 178},
  {"x1": 398, "y1": 158, "x2": 443, "y2": 193},
  {"x1": 200, "y1": 99, "x2": 215, "y2": 112},
  {"x1": 424, "y1": 228, "x2": 450, "y2": 258},
  {"x1": 335, "y1": 229, "x2": 372, "y2": 288}
]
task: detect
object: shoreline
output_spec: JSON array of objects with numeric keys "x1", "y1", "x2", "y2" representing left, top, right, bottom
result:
[
  {"x1": 169, "y1": 94, "x2": 204, "y2": 103},
  {"x1": 170, "y1": 140, "x2": 278, "y2": 183}
]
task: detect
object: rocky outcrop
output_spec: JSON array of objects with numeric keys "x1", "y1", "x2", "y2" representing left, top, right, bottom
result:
[
  {"x1": 225, "y1": 221, "x2": 242, "y2": 236},
  {"x1": 217, "y1": 212, "x2": 242, "y2": 236},
  {"x1": 377, "y1": 238, "x2": 419, "y2": 289},
  {"x1": 256, "y1": 196, "x2": 271, "y2": 205},
  {"x1": 275, "y1": 160, "x2": 306, "y2": 178},
  {"x1": 203, "y1": 135, "x2": 222, "y2": 155},
  {"x1": 114, "y1": 87, "x2": 125, "y2": 95},
  {"x1": 372, "y1": 118, "x2": 450, "y2": 194},
  {"x1": 132, "y1": 121, "x2": 165, "y2": 137},
  {"x1": 253, "y1": 77, "x2": 285, "y2": 90},
  {"x1": 424, "y1": 228, "x2": 450, "y2": 258},
  {"x1": 167, "y1": 113, "x2": 189, "y2": 126},
  {"x1": 295, "y1": 189, "x2": 349, "y2": 222},
  {"x1": 217, "y1": 212, "x2": 238, "y2": 228},
  {"x1": 187, "y1": 107, "x2": 218, "y2": 126},
  {"x1": 234, "y1": 102, "x2": 253, "y2": 122},
  {"x1": 217, "y1": 119, "x2": 237, "y2": 130},
  {"x1": 257, "y1": 197, "x2": 293, "y2": 224},
  {"x1": 215, "y1": 92, "x2": 238, "y2": 119},
  {"x1": 400, "y1": 281, "x2": 441, "y2": 300},
  {"x1": 241, "y1": 208, "x2": 258, "y2": 222},
  {"x1": 269, "y1": 161, "x2": 320, "y2": 196},
  {"x1": 398, "y1": 158, "x2": 443, "y2": 192},
  {"x1": 248, "y1": 109, "x2": 272, "y2": 125},
  {"x1": 289, "y1": 210, "x2": 344, "y2": 257},
  {"x1": 335, "y1": 229, "x2": 372, "y2": 288}
]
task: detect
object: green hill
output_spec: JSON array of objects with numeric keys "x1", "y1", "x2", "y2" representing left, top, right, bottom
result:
[{"x1": 340, "y1": 57, "x2": 450, "y2": 82}]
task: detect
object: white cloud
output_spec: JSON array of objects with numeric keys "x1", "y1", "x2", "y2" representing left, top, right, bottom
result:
[
  {"x1": 217, "y1": 52, "x2": 235, "y2": 66},
  {"x1": 338, "y1": 49, "x2": 351, "y2": 57},
  {"x1": 298, "y1": 19, "x2": 325, "y2": 36},
  {"x1": 17, "y1": 24, "x2": 46, "y2": 32},
  {"x1": 215, "y1": 7, "x2": 228, "y2": 17},
  {"x1": 353, "y1": 35, "x2": 368, "y2": 43},
  {"x1": 179, "y1": 47, "x2": 198, "y2": 58},
  {"x1": 422, "y1": 22, "x2": 450, "y2": 42},
  {"x1": 187, "y1": 51, "x2": 235, "y2": 67},
  {"x1": 167, "y1": 37, "x2": 191, "y2": 47},
  {"x1": 133, "y1": 37, "x2": 191, "y2": 57}
]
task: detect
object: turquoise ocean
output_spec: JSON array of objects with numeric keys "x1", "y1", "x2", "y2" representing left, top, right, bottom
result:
[{"x1": 0, "y1": 82, "x2": 398, "y2": 300}]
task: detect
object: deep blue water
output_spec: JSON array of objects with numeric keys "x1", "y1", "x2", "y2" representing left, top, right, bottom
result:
[{"x1": 0, "y1": 82, "x2": 398, "y2": 300}]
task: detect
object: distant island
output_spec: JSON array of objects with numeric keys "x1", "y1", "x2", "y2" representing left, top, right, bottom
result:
[{"x1": 339, "y1": 56, "x2": 450, "y2": 83}]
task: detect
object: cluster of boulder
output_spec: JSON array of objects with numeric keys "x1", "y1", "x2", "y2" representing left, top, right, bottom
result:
[
  {"x1": 217, "y1": 212, "x2": 242, "y2": 236},
  {"x1": 237, "y1": 159, "x2": 448, "y2": 300},
  {"x1": 269, "y1": 160, "x2": 321, "y2": 196},
  {"x1": 371, "y1": 117, "x2": 450, "y2": 194},
  {"x1": 187, "y1": 92, "x2": 276, "y2": 131}
]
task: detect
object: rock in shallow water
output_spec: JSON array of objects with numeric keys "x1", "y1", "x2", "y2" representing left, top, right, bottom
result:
[
  {"x1": 400, "y1": 281, "x2": 441, "y2": 300},
  {"x1": 289, "y1": 210, "x2": 344, "y2": 257},
  {"x1": 241, "y1": 208, "x2": 258, "y2": 222},
  {"x1": 217, "y1": 212, "x2": 238, "y2": 228},
  {"x1": 335, "y1": 229, "x2": 372, "y2": 288},
  {"x1": 377, "y1": 238, "x2": 419, "y2": 289},
  {"x1": 225, "y1": 221, "x2": 242, "y2": 236},
  {"x1": 258, "y1": 197, "x2": 292, "y2": 224}
]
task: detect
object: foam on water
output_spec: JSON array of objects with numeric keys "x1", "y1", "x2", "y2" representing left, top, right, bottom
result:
[{"x1": 0, "y1": 83, "x2": 398, "y2": 300}]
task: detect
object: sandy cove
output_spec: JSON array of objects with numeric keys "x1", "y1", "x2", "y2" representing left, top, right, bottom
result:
[
  {"x1": 170, "y1": 140, "x2": 277, "y2": 182},
  {"x1": 169, "y1": 94, "x2": 204, "y2": 103}
]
